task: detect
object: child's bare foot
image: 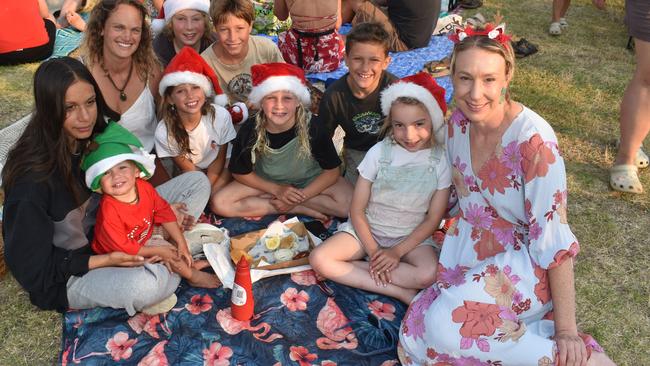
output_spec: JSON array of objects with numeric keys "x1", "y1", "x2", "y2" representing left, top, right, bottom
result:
[
  {"x1": 192, "y1": 259, "x2": 211, "y2": 271},
  {"x1": 65, "y1": 11, "x2": 86, "y2": 31},
  {"x1": 397, "y1": 288, "x2": 418, "y2": 304},
  {"x1": 291, "y1": 205, "x2": 328, "y2": 221},
  {"x1": 188, "y1": 269, "x2": 222, "y2": 288}
]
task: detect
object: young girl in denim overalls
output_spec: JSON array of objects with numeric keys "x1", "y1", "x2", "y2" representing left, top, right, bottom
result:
[{"x1": 310, "y1": 73, "x2": 451, "y2": 303}]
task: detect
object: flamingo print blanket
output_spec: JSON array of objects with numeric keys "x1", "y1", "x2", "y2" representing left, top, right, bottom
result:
[{"x1": 59, "y1": 215, "x2": 406, "y2": 365}]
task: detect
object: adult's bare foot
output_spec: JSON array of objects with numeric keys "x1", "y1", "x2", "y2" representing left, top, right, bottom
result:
[
  {"x1": 188, "y1": 269, "x2": 222, "y2": 288},
  {"x1": 65, "y1": 11, "x2": 86, "y2": 31}
]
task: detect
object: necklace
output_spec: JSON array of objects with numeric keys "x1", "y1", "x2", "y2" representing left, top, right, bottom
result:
[
  {"x1": 126, "y1": 192, "x2": 139, "y2": 204},
  {"x1": 103, "y1": 61, "x2": 133, "y2": 102}
]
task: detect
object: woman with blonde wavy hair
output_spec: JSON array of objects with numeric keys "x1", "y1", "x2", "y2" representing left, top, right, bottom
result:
[
  {"x1": 81, "y1": 0, "x2": 161, "y2": 160},
  {"x1": 212, "y1": 62, "x2": 352, "y2": 219}
]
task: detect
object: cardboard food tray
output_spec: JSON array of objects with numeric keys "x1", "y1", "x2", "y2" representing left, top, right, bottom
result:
[{"x1": 229, "y1": 222, "x2": 315, "y2": 270}]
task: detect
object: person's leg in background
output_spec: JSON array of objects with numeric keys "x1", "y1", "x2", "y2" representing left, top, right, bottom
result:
[
  {"x1": 550, "y1": 0, "x2": 571, "y2": 35},
  {"x1": 611, "y1": 38, "x2": 650, "y2": 193}
]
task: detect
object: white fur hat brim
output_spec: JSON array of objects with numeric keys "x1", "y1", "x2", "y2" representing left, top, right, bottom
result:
[
  {"x1": 152, "y1": 0, "x2": 210, "y2": 36},
  {"x1": 247, "y1": 75, "x2": 311, "y2": 108},
  {"x1": 85, "y1": 152, "x2": 156, "y2": 191},
  {"x1": 380, "y1": 82, "x2": 445, "y2": 145},
  {"x1": 159, "y1": 71, "x2": 214, "y2": 98}
]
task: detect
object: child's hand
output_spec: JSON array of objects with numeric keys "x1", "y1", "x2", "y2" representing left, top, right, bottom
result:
[
  {"x1": 370, "y1": 247, "x2": 401, "y2": 275},
  {"x1": 554, "y1": 331, "x2": 588, "y2": 366},
  {"x1": 178, "y1": 242, "x2": 193, "y2": 267},
  {"x1": 275, "y1": 185, "x2": 306, "y2": 205},
  {"x1": 153, "y1": 246, "x2": 180, "y2": 262}
]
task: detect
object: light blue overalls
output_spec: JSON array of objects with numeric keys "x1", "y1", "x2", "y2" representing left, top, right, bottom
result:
[{"x1": 341, "y1": 137, "x2": 443, "y2": 248}]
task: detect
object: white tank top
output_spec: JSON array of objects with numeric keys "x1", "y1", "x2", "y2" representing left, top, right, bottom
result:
[{"x1": 119, "y1": 87, "x2": 157, "y2": 152}]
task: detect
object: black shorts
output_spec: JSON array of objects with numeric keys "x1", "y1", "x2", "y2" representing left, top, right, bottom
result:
[{"x1": 626, "y1": 0, "x2": 650, "y2": 42}]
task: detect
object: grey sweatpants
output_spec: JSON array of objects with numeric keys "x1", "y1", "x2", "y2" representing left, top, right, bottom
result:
[{"x1": 66, "y1": 172, "x2": 210, "y2": 315}]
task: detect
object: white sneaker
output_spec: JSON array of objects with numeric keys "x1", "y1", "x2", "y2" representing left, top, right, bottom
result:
[{"x1": 141, "y1": 294, "x2": 177, "y2": 315}]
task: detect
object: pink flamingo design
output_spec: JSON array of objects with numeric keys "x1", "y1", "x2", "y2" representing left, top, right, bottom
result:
[
  {"x1": 138, "y1": 340, "x2": 169, "y2": 366},
  {"x1": 316, "y1": 298, "x2": 358, "y2": 350},
  {"x1": 127, "y1": 313, "x2": 170, "y2": 339},
  {"x1": 71, "y1": 332, "x2": 138, "y2": 362},
  {"x1": 216, "y1": 308, "x2": 283, "y2": 343}
]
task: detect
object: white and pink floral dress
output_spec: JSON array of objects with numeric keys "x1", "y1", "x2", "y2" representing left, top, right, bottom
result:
[{"x1": 398, "y1": 107, "x2": 604, "y2": 365}]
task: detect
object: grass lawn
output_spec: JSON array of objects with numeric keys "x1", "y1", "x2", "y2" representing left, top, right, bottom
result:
[{"x1": 0, "y1": 0, "x2": 648, "y2": 364}]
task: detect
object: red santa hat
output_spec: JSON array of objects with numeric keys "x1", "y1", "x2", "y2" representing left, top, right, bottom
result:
[
  {"x1": 247, "y1": 63, "x2": 311, "y2": 108},
  {"x1": 158, "y1": 46, "x2": 228, "y2": 107},
  {"x1": 380, "y1": 72, "x2": 447, "y2": 144},
  {"x1": 151, "y1": 0, "x2": 210, "y2": 36}
]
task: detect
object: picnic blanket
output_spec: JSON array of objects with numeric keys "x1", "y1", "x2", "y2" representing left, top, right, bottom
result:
[
  {"x1": 48, "y1": 13, "x2": 90, "y2": 60},
  {"x1": 60, "y1": 215, "x2": 407, "y2": 365}
]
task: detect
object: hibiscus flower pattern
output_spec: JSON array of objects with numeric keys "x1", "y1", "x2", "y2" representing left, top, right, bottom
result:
[
  {"x1": 203, "y1": 341, "x2": 233, "y2": 366},
  {"x1": 368, "y1": 300, "x2": 396, "y2": 322},
  {"x1": 281, "y1": 287, "x2": 310, "y2": 312},
  {"x1": 185, "y1": 294, "x2": 213, "y2": 315},
  {"x1": 398, "y1": 108, "x2": 602, "y2": 364}
]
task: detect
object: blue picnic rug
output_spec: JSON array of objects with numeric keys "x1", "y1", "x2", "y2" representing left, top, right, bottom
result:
[{"x1": 59, "y1": 215, "x2": 407, "y2": 365}]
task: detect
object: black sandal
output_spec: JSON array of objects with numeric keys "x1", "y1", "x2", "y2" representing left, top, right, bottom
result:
[{"x1": 511, "y1": 38, "x2": 538, "y2": 58}]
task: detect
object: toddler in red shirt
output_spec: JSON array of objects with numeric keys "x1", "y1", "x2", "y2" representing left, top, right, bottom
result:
[{"x1": 82, "y1": 122, "x2": 220, "y2": 291}]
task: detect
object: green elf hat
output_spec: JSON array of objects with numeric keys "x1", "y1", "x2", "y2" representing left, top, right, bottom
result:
[{"x1": 81, "y1": 121, "x2": 156, "y2": 191}]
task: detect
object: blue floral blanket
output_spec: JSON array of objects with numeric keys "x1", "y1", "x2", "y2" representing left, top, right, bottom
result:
[{"x1": 60, "y1": 215, "x2": 406, "y2": 365}]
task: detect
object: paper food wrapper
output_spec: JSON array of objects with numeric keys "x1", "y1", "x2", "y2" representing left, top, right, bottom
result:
[{"x1": 203, "y1": 218, "x2": 322, "y2": 289}]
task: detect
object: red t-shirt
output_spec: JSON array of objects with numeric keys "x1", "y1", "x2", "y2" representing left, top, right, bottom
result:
[
  {"x1": 91, "y1": 179, "x2": 178, "y2": 255},
  {"x1": 0, "y1": 0, "x2": 49, "y2": 53}
]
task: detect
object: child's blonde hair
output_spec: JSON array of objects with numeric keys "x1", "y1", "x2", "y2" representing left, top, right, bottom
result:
[
  {"x1": 380, "y1": 96, "x2": 437, "y2": 147},
  {"x1": 160, "y1": 86, "x2": 215, "y2": 158},
  {"x1": 251, "y1": 102, "x2": 311, "y2": 164}
]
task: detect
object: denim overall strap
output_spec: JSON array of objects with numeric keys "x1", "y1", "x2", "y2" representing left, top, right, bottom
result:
[{"x1": 366, "y1": 139, "x2": 439, "y2": 238}]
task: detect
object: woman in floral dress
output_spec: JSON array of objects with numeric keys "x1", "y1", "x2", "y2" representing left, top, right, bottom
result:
[{"x1": 398, "y1": 24, "x2": 616, "y2": 366}]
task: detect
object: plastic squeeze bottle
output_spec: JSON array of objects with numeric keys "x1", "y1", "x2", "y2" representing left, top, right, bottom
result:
[{"x1": 231, "y1": 256, "x2": 254, "y2": 320}]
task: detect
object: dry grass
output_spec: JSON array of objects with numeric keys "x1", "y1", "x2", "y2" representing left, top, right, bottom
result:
[{"x1": 0, "y1": 0, "x2": 648, "y2": 364}]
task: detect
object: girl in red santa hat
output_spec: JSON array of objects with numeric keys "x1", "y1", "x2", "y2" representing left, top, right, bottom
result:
[
  {"x1": 310, "y1": 72, "x2": 451, "y2": 304},
  {"x1": 155, "y1": 46, "x2": 248, "y2": 196},
  {"x1": 212, "y1": 62, "x2": 353, "y2": 220}
]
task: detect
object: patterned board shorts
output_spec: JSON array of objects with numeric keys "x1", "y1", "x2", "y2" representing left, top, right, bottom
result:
[{"x1": 278, "y1": 28, "x2": 345, "y2": 73}]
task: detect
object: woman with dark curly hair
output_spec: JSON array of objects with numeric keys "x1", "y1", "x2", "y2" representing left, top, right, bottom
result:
[{"x1": 80, "y1": 0, "x2": 161, "y2": 156}]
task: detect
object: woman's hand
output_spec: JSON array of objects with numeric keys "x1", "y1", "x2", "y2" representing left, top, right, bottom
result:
[
  {"x1": 274, "y1": 185, "x2": 306, "y2": 205},
  {"x1": 89, "y1": 252, "x2": 145, "y2": 269},
  {"x1": 554, "y1": 331, "x2": 588, "y2": 366}
]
